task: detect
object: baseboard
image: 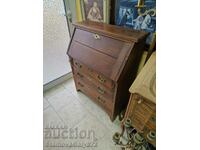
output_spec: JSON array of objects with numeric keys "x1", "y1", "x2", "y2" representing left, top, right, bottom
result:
[{"x1": 43, "y1": 72, "x2": 73, "y2": 92}]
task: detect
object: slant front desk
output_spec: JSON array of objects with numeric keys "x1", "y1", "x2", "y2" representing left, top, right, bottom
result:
[{"x1": 67, "y1": 21, "x2": 148, "y2": 121}]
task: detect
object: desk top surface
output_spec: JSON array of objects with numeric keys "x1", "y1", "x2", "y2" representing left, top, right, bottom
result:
[
  {"x1": 73, "y1": 21, "x2": 148, "y2": 42},
  {"x1": 129, "y1": 52, "x2": 156, "y2": 104}
]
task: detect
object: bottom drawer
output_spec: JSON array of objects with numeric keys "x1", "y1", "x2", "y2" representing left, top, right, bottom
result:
[{"x1": 75, "y1": 76, "x2": 113, "y2": 115}]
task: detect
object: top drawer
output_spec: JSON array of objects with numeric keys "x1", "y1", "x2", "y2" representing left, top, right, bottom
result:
[
  {"x1": 73, "y1": 29, "x2": 131, "y2": 58},
  {"x1": 73, "y1": 59, "x2": 115, "y2": 90}
]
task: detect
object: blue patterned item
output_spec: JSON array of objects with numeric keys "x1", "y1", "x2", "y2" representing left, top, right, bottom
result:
[{"x1": 115, "y1": 0, "x2": 156, "y2": 44}]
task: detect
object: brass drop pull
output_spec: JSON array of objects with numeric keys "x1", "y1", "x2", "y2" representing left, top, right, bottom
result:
[
  {"x1": 93, "y1": 33, "x2": 101, "y2": 40},
  {"x1": 97, "y1": 75, "x2": 106, "y2": 83},
  {"x1": 97, "y1": 96, "x2": 105, "y2": 103},
  {"x1": 77, "y1": 72, "x2": 83, "y2": 78},
  {"x1": 97, "y1": 86, "x2": 105, "y2": 94},
  {"x1": 75, "y1": 62, "x2": 82, "y2": 68}
]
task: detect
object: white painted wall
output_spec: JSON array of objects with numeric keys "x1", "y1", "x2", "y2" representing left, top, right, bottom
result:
[{"x1": 43, "y1": 0, "x2": 71, "y2": 85}]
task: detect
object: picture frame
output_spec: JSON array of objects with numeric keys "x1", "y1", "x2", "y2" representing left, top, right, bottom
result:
[
  {"x1": 115, "y1": 0, "x2": 156, "y2": 45},
  {"x1": 76, "y1": 0, "x2": 110, "y2": 23}
]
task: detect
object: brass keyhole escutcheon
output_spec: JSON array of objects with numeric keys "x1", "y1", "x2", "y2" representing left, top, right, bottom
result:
[{"x1": 93, "y1": 33, "x2": 101, "y2": 40}]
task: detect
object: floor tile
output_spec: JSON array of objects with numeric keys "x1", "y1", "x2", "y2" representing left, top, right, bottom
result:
[
  {"x1": 43, "y1": 106, "x2": 64, "y2": 128},
  {"x1": 80, "y1": 95, "x2": 114, "y2": 125},
  {"x1": 101, "y1": 116, "x2": 122, "y2": 137},
  {"x1": 43, "y1": 78, "x2": 122, "y2": 150},
  {"x1": 44, "y1": 84, "x2": 65, "y2": 99},
  {"x1": 95, "y1": 133, "x2": 121, "y2": 150},
  {"x1": 47, "y1": 89, "x2": 79, "y2": 112},
  {"x1": 44, "y1": 97, "x2": 50, "y2": 110},
  {"x1": 82, "y1": 96, "x2": 105, "y2": 115},
  {"x1": 71, "y1": 90, "x2": 93, "y2": 105},
  {"x1": 63, "y1": 79, "x2": 122, "y2": 139},
  {"x1": 43, "y1": 107, "x2": 66, "y2": 150},
  {"x1": 74, "y1": 114, "x2": 108, "y2": 140},
  {"x1": 57, "y1": 101, "x2": 88, "y2": 128},
  {"x1": 62, "y1": 78, "x2": 76, "y2": 93}
]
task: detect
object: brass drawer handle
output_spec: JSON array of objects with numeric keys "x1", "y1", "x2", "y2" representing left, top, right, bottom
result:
[
  {"x1": 97, "y1": 96, "x2": 105, "y2": 103},
  {"x1": 77, "y1": 72, "x2": 84, "y2": 78},
  {"x1": 97, "y1": 87, "x2": 105, "y2": 94},
  {"x1": 74, "y1": 62, "x2": 82, "y2": 68},
  {"x1": 97, "y1": 75, "x2": 106, "y2": 83},
  {"x1": 93, "y1": 33, "x2": 101, "y2": 40},
  {"x1": 78, "y1": 82, "x2": 84, "y2": 87}
]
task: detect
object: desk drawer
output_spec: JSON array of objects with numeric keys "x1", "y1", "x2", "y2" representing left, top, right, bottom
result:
[
  {"x1": 146, "y1": 113, "x2": 156, "y2": 129},
  {"x1": 127, "y1": 94, "x2": 154, "y2": 132},
  {"x1": 73, "y1": 59, "x2": 115, "y2": 90},
  {"x1": 73, "y1": 29, "x2": 130, "y2": 58},
  {"x1": 75, "y1": 76, "x2": 113, "y2": 114},
  {"x1": 73, "y1": 68, "x2": 114, "y2": 100}
]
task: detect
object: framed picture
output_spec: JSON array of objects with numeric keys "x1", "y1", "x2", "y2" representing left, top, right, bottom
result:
[
  {"x1": 76, "y1": 0, "x2": 110, "y2": 23},
  {"x1": 115, "y1": 0, "x2": 156, "y2": 45}
]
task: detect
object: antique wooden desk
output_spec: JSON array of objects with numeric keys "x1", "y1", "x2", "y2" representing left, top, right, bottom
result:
[
  {"x1": 67, "y1": 21, "x2": 148, "y2": 121},
  {"x1": 124, "y1": 52, "x2": 156, "y2": 147}
]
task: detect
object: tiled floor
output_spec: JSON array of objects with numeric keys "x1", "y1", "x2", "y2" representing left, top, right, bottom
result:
[{"x1": 43, "y1": 78, "x2": 122, "y2": 150}]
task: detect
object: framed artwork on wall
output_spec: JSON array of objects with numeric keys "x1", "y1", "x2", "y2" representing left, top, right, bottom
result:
[
  {"x1": 115, "y1": 0, "x2": 156, "y2": 45},
  {"x1": 76, "y1": 0, "x2": 110, "y2": 23}
]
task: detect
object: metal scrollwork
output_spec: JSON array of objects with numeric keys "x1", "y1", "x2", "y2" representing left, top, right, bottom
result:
[
  {"x1": 135, "y1": 0, "x2": 156, "y2": 17},
  {"x1": 112, "y1": 118, "x2": 154, "y2": 150}
]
